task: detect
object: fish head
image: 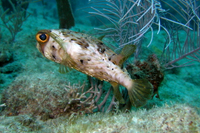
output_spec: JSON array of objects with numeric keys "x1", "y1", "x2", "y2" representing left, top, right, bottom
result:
[{"x1": 36, "y1": 30, "x2": 66, "y2": 64}]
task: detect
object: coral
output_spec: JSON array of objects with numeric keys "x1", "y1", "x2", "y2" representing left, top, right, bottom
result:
[
  {"x1": 0, "y1": 0, "x2": 31, "y2": 42},
  {"x1": 126, "y1": 54, "x2": 164, "y2": 98},
  {"x1": 90, "y1": 0, "x2": 200, "y2": 68},
  {"x1": 160, "y1": 0, "x2": 200, "y2": 69},
  {"x1": 0, "y1": 46, "x2": 21, "y2": 89},
  {"x1": 0, "y1": 73, "x2": 97, "y2": 120},
  {"x1": 87, "y1": 77, "x2": 116, "y2": 112},
  {"x1": 1, "y1": 0, "x2": 29, "y2": 13},
  {"x1": 0, "y1": 72, "x2": 116, "y2": 120},
  {"x1": 0, "y1": 49, "x2": 13, "y2": 66},
  {"x1": 0, "y1": 61, "x2": 20, "y2": 74}
]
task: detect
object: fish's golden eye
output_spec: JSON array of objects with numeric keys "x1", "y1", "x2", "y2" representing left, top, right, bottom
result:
[{"x1": 36, "y1": 33, "x2": 49, "y2": 43}]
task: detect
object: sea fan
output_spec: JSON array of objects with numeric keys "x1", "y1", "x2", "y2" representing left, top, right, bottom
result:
[
  {"x1": 88, "y1": 0, "x2": 190, "y2": 58},
  {"x1": 89, "y1": 0, "x2": 199, "y2": 68},
  {"x1": 160, "y1": 0, "x2": 200, "y2": 69}
]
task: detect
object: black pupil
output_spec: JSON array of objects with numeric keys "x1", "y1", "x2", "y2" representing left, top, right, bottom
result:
[{"x1": 39, "y1": 34, "x2": 47, "y2": 40}]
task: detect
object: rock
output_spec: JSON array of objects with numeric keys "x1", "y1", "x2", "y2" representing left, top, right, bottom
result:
[{"x1": 0, "y1": 50, "x2": 12, "y2": 66}]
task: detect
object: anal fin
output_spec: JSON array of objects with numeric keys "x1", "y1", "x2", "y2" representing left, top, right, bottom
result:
[{"x1": 110, "y1": 81, "x2": 125, "y2": 104}]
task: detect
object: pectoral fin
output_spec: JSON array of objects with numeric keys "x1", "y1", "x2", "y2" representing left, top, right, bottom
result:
[{"x1": 59, "y1": 65, "x2": 72, "y2": 74}]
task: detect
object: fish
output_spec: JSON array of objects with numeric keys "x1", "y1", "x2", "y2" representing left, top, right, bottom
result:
[{"x1": 35, "y1": 29, "x2": 153, "y2": 107}]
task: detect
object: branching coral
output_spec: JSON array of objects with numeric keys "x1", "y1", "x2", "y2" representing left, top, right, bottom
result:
[{"x1": 87, "y1": 76, "x2": 116, "y2": 112}]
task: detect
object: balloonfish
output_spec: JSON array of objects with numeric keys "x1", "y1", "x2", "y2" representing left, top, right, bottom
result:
[{"x1": 35, "y1": 29, "x2": 153, "y2": 107}]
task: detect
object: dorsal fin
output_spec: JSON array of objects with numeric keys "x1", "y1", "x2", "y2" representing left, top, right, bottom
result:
[
  {"x1": 59, "y1": 64, "x2": 72, "y2": 74},
  {"x1": 110, "y1": 45, "x2": 136, "y2": 67}
]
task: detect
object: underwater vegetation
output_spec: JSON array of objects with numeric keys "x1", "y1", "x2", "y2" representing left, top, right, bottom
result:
[
  {"x1": 89, "y1": 0, "x2": 200, "y2": 69},
  {"x1": 0, "y1": 72, "x2": 117, "y2": 120},
  {"x1": 0, "y1": 0, "x2": 75, "y2": 42},
  {"x1": 0, "y1": 103, "x2": 199, "y2": 132},
  {"x1": 0, "y1": 0, "x2": 32, "y2": 42}
]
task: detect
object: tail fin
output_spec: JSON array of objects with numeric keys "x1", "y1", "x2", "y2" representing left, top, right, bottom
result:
[{"x1": 128, "y1": 79, "x2": 153, "y2": 107}]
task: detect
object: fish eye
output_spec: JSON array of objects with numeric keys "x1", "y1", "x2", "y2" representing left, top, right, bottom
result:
[
  {"x1": 36, "y1": 33, "x2": 49, "y2": 43},
  {"x1": 40, "y1": 34, "x2": 46, "y2": 40}
]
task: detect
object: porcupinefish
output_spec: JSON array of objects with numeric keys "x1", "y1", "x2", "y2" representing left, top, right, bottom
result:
[{"x1": 36, "y1": 29, "x2": 153, "y2": 107}]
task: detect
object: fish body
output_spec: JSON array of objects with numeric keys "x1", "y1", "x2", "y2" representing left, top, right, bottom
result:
[{"x1": 36, "y1": 29, "x2": 153, "y2": 107}]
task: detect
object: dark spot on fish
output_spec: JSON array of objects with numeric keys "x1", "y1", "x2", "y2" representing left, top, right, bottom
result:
[
  {"x1": 108, "y1": 54, "x2": 117, "y2": 64},
  {"x1": 99, "y1": 72, "x2": 104, "y2": 75},
  {"x1": 98, "y1": 42, "x2": 104, "y2": 45},
  {"x1": 52, "y1": 55, "x2": 56, "y2": 59},
  {"x1": 112, "y1": 68, "x2": 114, "y2": 70},
  {"x1": 62, "y1": 30, "x2": 71, "y2": 36},
  {"x1": 97, "y1": 47, "x2": 106, "y2": 54},
  {"x1": 62, "y1": 31, "x2": 70, "y2": 37},
  {"x1": 107, "y1": 66, "x2": 109, "y2": 68},
  {"x1": 88, "y1": 59, "x2": 91, "y2": 61},
  {"x1": 52, "y1": 45, "x2": 55, "y2": 49},
  {"x1": 70, "y1": 38, "x2": 77, "y2": 42},
  {"x1": 97, "y1": 42, "x2": 107, "y2": 54},
  {"x1": 80, "y1": 59, "x2": 84, "y2": 64},
  {"x1": 76, "y1": 38, "x2": 89, "y2": 48}
]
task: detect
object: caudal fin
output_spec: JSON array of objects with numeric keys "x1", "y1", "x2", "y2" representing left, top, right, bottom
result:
[{"x1": 128, "y1": 79, "x2": 153, "y2": 107}]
